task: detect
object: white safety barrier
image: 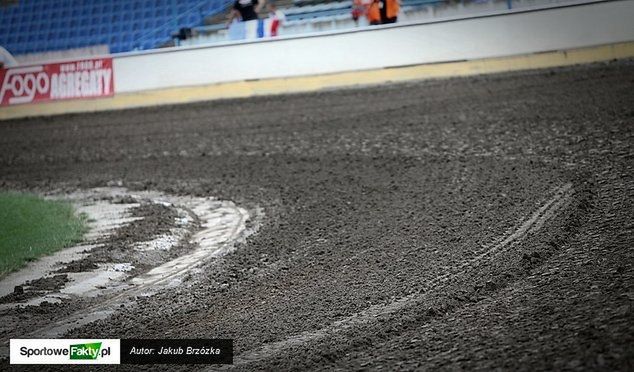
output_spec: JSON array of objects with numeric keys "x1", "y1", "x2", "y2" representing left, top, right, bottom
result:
[{"x1": 109, "y1": 0, "x2": 634, "y2": 94}]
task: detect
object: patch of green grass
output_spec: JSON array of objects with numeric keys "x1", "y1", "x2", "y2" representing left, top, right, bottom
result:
[{"x1": 0, "y1": 192, "x2": 88, "y2": 278}]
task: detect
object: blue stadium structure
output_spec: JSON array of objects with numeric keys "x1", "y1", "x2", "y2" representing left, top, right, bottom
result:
[{"x1": 0, "y1": 0, "x2": 231, "y2": 55}]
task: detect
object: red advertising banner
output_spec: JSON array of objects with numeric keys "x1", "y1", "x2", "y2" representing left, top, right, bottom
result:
[{"x1": 0, "y1": 57, "x2": 114, "y2": 106}]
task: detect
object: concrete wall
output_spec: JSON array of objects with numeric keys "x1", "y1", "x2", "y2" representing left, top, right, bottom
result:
[
  {"x1": 111, "y1": 0, "x2": 634, "y2": 94},
  {"x1": 15, "y1": 45, "x2": 110, "y2": 66}
]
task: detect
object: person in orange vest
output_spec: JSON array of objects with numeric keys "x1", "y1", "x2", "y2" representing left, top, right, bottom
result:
[
  {"x1": 380, "y1": 0, "x2": 400, "y2": 24},
  {"x1": 366, "y1": 0, "x2": 381, "y2": 25}
]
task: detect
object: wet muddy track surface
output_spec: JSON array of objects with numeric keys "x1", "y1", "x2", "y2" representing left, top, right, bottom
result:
[{"x1": 1, "y1": 60, "x2": 633, "y2": 371}]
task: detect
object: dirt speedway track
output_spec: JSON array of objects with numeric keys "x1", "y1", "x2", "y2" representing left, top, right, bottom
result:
[{"x1": 1, "y1": 60, "x2": 633, "y2": 371}]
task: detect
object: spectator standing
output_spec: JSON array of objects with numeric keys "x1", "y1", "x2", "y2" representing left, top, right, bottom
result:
[
  {"x1": 351, "y1": 0, "x2": 365, "y2": 26},
  {"x1": 227, "y1": 0, "x2": 265, "y2": 26},
  {"x1": 380, "y1": 0, "x2": 399, "y2": 24},
  {"x1": 227, "y1": 0, "x2": 266, "y2": 39},
  {"x1": 267, "y1": 1, "x2": 285, "y2": 37},
  {"x1": 367, "y1": 0, "x2": 381, "y2": 25}
]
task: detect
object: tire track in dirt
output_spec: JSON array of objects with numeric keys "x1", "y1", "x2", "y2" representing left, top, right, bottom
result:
[{"x1": 223, "y1": 183, "x2": 574, "y2": 368}]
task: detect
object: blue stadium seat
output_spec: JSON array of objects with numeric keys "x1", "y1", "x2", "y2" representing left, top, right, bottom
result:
[{"x1": 0, "y1": 0, "x2": 233, "y2": 55}]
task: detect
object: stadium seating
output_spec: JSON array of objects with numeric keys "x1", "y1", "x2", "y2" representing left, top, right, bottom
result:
[
  {"x1": 0, "y1": 0, "x2": 232, "y2": 55},
  {"x1": 0, "y1": 0, "x2": 450, "y2": 56},
  {"x1": 187, "y1": 0, "x2": 445, "y2": 43},
  {"x1": 0, "y1": 0, "x2": 444, "y2": 55},
  {"x1": 283, "y1": 1, "x2": 353, "y2": 21},
  {"x1": 284, "y1": 0, "x2": 443, "y2": 21}
]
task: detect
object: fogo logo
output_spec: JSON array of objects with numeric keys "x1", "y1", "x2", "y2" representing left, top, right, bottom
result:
[{"x1": 0, "y1": 66, "x2": 49, "y2": 105}]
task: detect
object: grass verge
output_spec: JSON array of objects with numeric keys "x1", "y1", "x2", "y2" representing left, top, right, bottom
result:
[{"x1": 0, "y1": 192, "x2": 88, "y2": 278}]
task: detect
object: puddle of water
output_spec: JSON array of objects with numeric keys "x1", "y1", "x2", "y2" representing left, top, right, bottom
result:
[
  {"x1": 130, "y1": 202, "x2": 249, "y2": 288},
  {"x1": 0, "y1": 187, "x2": 257, "y2": 312},
  {"x1": 0, "y1": 244, "x2": 96, "y2": 298},
  {"x1": 0, "y1": 195, "x2": 138, "y2": 304},
  {"x1": 61, "y1": 269, "x2": 128, "y2": 297}
]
